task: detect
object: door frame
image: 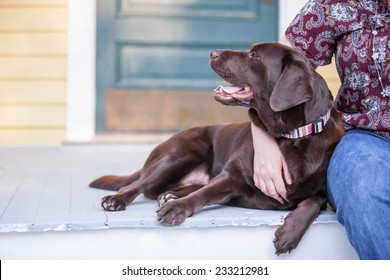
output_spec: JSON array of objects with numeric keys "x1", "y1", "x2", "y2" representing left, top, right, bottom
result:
[{"x1": 66, "y1": 0, "x2": 306, "y2": 142}]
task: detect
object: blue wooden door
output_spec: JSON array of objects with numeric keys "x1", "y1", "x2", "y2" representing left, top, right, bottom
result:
[{"x1": 97, "y1": 0, "x2": 278, "y2": 131}]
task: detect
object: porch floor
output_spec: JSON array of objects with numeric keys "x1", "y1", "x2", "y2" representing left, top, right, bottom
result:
[{"x1": 0, "y1": 145, "x2": 358, "y2": 259}]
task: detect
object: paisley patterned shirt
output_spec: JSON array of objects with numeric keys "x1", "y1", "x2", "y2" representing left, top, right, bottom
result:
[{"x1": 285, "y1": 0, "x2": 390, "y2": 139}]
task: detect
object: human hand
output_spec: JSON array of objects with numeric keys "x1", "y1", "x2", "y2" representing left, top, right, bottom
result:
[{"x1": 252, "y1": 123, "x2": 292, "y2": 204}]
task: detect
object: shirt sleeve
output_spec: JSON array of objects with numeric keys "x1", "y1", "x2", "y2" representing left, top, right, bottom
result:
[{"x1": 285, "y1": 0, "x2": 339, "y2": 66}]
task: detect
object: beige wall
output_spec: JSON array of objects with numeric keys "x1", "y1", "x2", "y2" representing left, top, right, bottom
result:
[
  {"x1": 317, "y1": 62, "x2": 341, "y2": 99},
  {"x1": 0, "y1": 0, "x2": 67, "y2": 145}
]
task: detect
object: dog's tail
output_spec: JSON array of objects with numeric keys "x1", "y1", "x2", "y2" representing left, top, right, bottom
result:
[{"x1": 89, "y1": 171, "x2": 141, "y2": 191}]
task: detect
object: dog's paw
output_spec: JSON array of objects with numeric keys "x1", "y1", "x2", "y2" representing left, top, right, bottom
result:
[
  {"x1": 158, "y1": 193, "x2": 177, "y2": 207},
  {"x1": 156, "y1": 200, "x2": 192, "y2": 225},
  {"x1": 101, "y1": 195, "x2": 127, "y2": 211},
  {"x1": 273, "y1": 223, "x2": 302, "y2": 255}
]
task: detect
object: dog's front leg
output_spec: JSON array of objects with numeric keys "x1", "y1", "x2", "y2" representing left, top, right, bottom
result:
[
  {"x1": 156, "y1": 173, "x2": 237, "y2": 225},
  {"x1": 273, "y1": 195, "x2": 327, "y2": 255}
]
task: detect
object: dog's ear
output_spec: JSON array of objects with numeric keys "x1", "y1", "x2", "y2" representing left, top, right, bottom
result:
[{"x1": 269, "y1": 55, "x2": 314, "y2": 112}]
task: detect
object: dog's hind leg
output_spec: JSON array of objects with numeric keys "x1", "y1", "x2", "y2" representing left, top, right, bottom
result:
[
  {"x1": 94, "y1": 127, "x2": 212, "y2": 211},
  {"x1": 100, "y1": 152, "x2": 205, "y2": 211}
]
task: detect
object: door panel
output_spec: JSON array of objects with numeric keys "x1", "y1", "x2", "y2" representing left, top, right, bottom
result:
[
  {"x1": 97, "y1": 0, "x2": 278, "y2": 131},
  {"x1": 116, "y1": 43, "x2": 229, "y2": 89},
  {"x1": 105, "y1": 90, "x2": 249, "y2": 131},
  {"x1": 117, "y1": 0, "x2": 261, "y2": 19}
]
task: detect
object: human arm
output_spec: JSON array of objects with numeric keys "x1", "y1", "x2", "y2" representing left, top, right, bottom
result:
[
  {"x1": 253, "y1": 0, "x2": 339, "y2": 201},
  {"x1": 251, "y1": 35, "x2": 294, "y2": 203},
  {"x1": 251, "y1": 122, "x2": 292, "y2": 204}
]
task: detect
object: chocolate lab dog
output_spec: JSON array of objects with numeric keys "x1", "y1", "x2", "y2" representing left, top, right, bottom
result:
[{"x1": 90, "y1": 43, "x2": 344, "y2": 255}]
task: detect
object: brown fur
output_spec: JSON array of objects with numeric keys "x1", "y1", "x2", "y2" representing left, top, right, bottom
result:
[{"x1": 90, "y1": 43, "x2": 344, "y2": 255}]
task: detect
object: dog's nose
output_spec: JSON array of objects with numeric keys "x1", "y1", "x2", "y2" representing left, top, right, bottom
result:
[{"x1": 210, "y1": 50, "x2": 221, "y2": 60}]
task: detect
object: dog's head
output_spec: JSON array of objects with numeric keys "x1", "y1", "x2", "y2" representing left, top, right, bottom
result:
[{"x1": 210, "y1": 43, "x2": 333, "y2": 137}]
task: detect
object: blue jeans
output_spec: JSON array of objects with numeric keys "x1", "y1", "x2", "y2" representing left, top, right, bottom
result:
[{"x1": 327, "y1": 130, "x2": 390, "y2": 259}]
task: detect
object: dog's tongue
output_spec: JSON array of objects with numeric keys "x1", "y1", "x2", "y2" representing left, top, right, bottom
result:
[{"x1": 215, "y1": 85, "x2": 244, "y2": 94}]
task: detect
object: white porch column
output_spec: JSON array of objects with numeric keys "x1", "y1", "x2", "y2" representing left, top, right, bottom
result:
[
  {"x1": 67, "y1": 0, "x2": 96, "y2": 142},
  {"x1": 278, "y1": 0, "x2": 307, "y2": 37}
]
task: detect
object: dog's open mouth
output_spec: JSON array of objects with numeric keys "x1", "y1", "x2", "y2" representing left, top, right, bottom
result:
[{"x1": 214, "y1": 85, "x2": 254, "y2": 106}]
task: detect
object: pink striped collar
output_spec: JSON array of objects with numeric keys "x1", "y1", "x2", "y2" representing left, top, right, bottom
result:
[{"x1": 282, "y1": 109, "x2": 332, "y2": 139}]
